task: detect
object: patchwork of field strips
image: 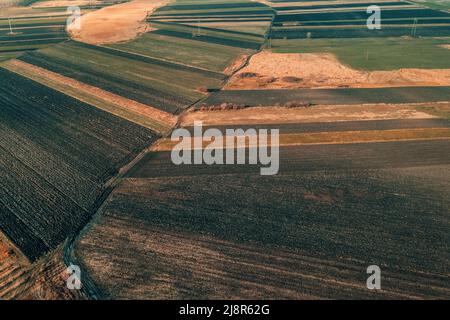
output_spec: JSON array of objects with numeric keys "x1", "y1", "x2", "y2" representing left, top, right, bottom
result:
[
  {"x1": 0, "y1": 12, "x2": 68, "y2": 61},
  {"x1": 0, "y1": 68, "x2": 159, "y2": 261},
  {"x1": 0, "y1": 1, "x2": 127, "y2": 62},
  {"x1": 269, "y1": 0, "x2": 450, "y2": 39},
  {"x1": 1, "y1": 58, "x2": 177, "y2": 133},
  {"x1": 150, "y1": 0, "x2": 274, "y2": 34},
  {"x1": 1, "y1": 0, "x2": 449, "y2": 299},
  {"x1": 109, "y1": 0, "x2": 274, "y2": 72},
  {"x1": 18, "y1": 41, "x2": 225, "y2": 113}
]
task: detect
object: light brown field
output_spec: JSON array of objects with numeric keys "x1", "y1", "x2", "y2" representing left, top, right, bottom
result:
[
  {"x1": 2, "y1": 59, "x2": 177, "y2": 133},
  {"x1": 225, "y1": 51, "x2": 450, "y2": 90},
  {"x1": 181, "y1": 104, "x2": 436, "y2": 127},
  {"x1": 31, "y1": 0, "x2": 101, "y2": 7},
  {"x1": 68, "y1": 0, "x2": 170, "y2": 44}
]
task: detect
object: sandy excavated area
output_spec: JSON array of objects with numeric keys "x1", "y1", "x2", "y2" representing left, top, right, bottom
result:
[
  {"x1": 68, "y1": 0, "x2": 169, "y2": 44},
  {"x1": 225, "y1": 51, "x2": 450, "y2": 90},
  {"x1": 31, "y1": 0, "x2": 102, "y2": 7},
  {"x1": 181, "y1": 104, "x2": 436, "y2": 127}
]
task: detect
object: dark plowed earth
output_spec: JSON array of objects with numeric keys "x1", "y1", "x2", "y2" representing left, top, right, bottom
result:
[
  {"x1": 184, "y1": 119, "x2": 450, "y2": 135},
  {"x1": 127, "y1": 139, "x2": 450, "y2": 178},
  {"x1": 200, "y1": 87, "x2": 450, "y2": 107},
  {"x1": 0, "y1": 68, "x2": 159, "y2": 261},
  {"x1": 74, "y1": 159, "x2": 450, "y2": 298}
]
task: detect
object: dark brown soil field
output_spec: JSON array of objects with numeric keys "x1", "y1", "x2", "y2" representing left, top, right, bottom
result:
[
  {"x1": 199, "y1": 87, "x2": 450, "y2": 108},
  {"x1": 128, "y1": 139, "x2": 450, "y2": 177},
  {"x1": 0, "y1": 68, "x2": 159, "y2": 261},
  {"x1": 74, "y1": 139, "x2": 450, "y2": 299}
]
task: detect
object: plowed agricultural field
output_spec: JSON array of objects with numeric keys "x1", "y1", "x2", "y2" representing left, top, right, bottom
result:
[
  {"x1": 19, "y1": 41, "x2": 225, "y2": 113},
  {"x1": 74, "y1": 139, "x2": 450, "y2": 299},
  {"x1": 0, "y1": 68, "x2": 159, "y2": 261}
]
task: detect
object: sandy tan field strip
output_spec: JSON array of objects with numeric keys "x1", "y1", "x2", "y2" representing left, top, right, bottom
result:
[
  {"x1": 181, "y1": 104, "x2": 437, "y2": 127},
  {"x1": 67, "y1": 0, "x2": 170, "y2": 44},
  {"x1": 151, "y1": 128, "x2": 450, "y2": 151},
  {"x1": 2, "y1": 59, "x2": 177, "y2": 133},
  {"x1": 31, "y1": 0, "x2": 103, "y2": 8},
  {"x1": 225, "y1": 51, "x2": 450, "y2": 90}
]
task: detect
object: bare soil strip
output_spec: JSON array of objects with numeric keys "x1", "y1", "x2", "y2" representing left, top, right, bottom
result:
[
  {"x1": 2, "y1": 59, "x2": 177, "y2": 133},
  {"x1": 31, "y1": 1, "x2": 102, "y2": 8},
  {"x1": 67, "y1": 0, "x2": 170, "y2": 45},
  {"x1": 225, "y1": 51, "x2": 450, "y2": 90},
  {"x1": 151, "y1": 128, "x2": 450, "y2": 151},
  {"x1": 181, "y1": 104, "x2": 436, "y2": 127}
]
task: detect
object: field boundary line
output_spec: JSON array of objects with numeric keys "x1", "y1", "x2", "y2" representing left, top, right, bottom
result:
[{"x1": 61, "y1": 134, "x2": 173, "y2": 300}]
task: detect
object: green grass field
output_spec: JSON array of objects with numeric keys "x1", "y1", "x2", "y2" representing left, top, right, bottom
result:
[
  {"x1": 271, "y1": 37, "x2": 450, "y2": 70},
  {"x1": 411, "y1": 0, "x2": 450, "y2": 11},
  {"x1": 74, "y1": 139, "x2": 450, "y2": 299},
  {"x1": 108, "y1": 31, "x2": 253, "y2": 72}
]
